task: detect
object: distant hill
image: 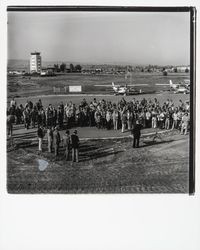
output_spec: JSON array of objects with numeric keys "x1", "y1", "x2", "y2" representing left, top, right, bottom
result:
[{"x1": 8, "y1": 59, "x2": 29, "y2": 71}]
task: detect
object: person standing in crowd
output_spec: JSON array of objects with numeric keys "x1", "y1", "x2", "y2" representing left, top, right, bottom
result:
[
  {"x1": 106, "y1": 110, "x2": 112, "y2": 130},
  {"x1": 139, "y1": 109, "x2": 146, "y2": 128},
  {"x1": 46, "y1": 107, "x2": 50, "y2": 127},
  {"x1": 177, "y1": 109, "x2": 183, "y2": 130},
  {"x1": 37, "y1": 108, "x2": 42, "y2": 128},
  {"x1": 127, "y1": 109, "x2": 133, "y2": 130},
  {"x1": 57, "y1": 106, "x2": 63, "y2": 129},
  {"x1": 36, "y1": 99, "x2": 42, "y2": 110},
  {"x1": 48, "y1": 105, "x2": 53, "y2": 127},
  {"x1": 181, "y1": 112, "x2": 190, "y2": 135},
  {"x1": 151, "y1": 109, "x2": 157, "y2": 129},
  {"x1": 145, "y1": 109, "x2": 152, "y2": 128},
  {"x1": 75, "y1": 107, "x2": 80, "y2": 126},
  {"x1": 37, "y1": 125, "x2": 45, "y2": 152},
  {"x1": 65, "y1": 104, "x2": 70, "y2": 129},
  {"x1": 60, "y1": 101, "x2": 64, "y2": 121},
  {"x1": 95, "y1": 109, "x2": 101, "y2": 129},
  {"x1": 172, "y1": 110, "x2": 178, "y2": 130},
  {"x1": 18, "y1": 104, "x2": 24, "y2": 124},
  {"x1": 121, "y1": 110, "x2": 127, "y2": 133},
  {"x1": 41, "y1": 108, "x2": 46, "y2": 127},
  {"x1": 71, "y1": 130, "x2": 79, "y2": 162},
  {"x1": 28, "y1": 100, "x2": 33, "y2": 110},
  {"x1": 165, "y1": 111, "x2": 170, "y2": 130},
  {"x1": 71, "y1": 103, "x2": 76, "y2": 127},
  {"x1": 15, "y1": 106, "x2": 21, "y2": 125},
  {"x1": 112, "y1": 108, "x2": 119, "y2": 130},
  {"x1": 158, "y1": 110, "x2": 165, "y2": 129},
  {"x1": 185, "y1": 101, "x2": 190, "y2": 112},
  {"x1": 10, "y1": 97, "x2": 17, "y2": 108},
  {"x1": 47, "y1": 127, "x2": 53, "y2": 153},
  {"x1": 30, "y1": 105, "x2": 38, "y2": 128},
  {"x1": 23, "y1": 107, "x2": 30, "y2": 129},
  {"x1": 7, "y1": 113, "x2": 15, "y2": 137},
  {"x1": 132, "y1": 120, "x2": 143, "y2": 148},
  {"x1": 101, "y1": 108, "x2": 106, "y2": 129},
  {"x1": 52, "y1": 107, "x2": 57, "y2": 128},
  {"x1": 53, "y1": 126, "x2": 61, "y2": 156},
  {"x1": 88, "y1": 105, "x2": 95, "y2": 127},
  {"x1": 62, "y1": 130, "x2": 71, "y2": 161}
]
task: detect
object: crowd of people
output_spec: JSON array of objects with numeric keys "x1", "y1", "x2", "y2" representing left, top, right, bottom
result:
[
  {"x1": 6, "y1": 96, "x2": 190, "y2": 160},
  {"x1": 7, "y1": 96, "x2": 190, "y2": 137}
]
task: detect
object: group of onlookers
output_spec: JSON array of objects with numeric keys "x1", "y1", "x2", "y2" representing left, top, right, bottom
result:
[
  {"x1": 7, "y1": 96, "x2": 190, "y2": 137},
  {"x1": 38, "y1": 126, "x2": 80, "y2": 162}
]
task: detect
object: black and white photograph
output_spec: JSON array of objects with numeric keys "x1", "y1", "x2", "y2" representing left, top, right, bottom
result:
[
  {"x1": 6, "y1": 6, "x2": 195, "y2": 194},
  {"x1": 1, "y1": 1, "x2": 200, "y2": 250}
]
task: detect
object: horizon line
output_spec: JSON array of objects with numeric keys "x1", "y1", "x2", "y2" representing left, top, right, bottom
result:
[{"x1": 7, "y1": 58, "x2": 190, "y2": 67}]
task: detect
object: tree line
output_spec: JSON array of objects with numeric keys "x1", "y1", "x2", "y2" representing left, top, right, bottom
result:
[{"x1": 53, "y1": 63, "x2": 82, "y2": 73}]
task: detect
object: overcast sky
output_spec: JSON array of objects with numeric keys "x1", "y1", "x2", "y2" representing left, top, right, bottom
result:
[{"x1": 8, "y1": 11, "x2": 190, "y2": 65}]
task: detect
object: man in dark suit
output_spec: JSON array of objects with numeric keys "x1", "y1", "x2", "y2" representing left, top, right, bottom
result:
[
  {"x1": 62, "y1": 130, "x2": 70, "y2": 161},
  {"x1": 132, "y1": 120, "x2": 142, "y2": 148},
  {"x1": 37, "y1": 125, "x2": 45, "y2": 152},
  {"x1": 71, "y1": 130, "x2": 79, "y2": 162},
  {"x1": 53, "y1": 126, "x2": 61, "y2": 156}
]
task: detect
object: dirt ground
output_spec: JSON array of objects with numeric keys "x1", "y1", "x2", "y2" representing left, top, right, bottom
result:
[{"x1": 7, "y1": 129, "x2": 189, "y2": 194}]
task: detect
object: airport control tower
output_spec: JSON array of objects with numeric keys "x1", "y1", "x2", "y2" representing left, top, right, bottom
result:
[{"x1": 30, "y1": 51, "x2": 42, "y2": 73}]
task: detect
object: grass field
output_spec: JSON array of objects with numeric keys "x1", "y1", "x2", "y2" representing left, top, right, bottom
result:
[
  {"x1": 7, "y1": 72, "x2": 190, "y2": 99},
  {"x1": 8, "y1": 73, "x2": 190, "y2": 109}
]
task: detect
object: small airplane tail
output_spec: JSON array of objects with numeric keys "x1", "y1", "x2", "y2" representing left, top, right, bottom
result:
[
  {"x1": 169, "y1": 80, "x2": 173, "y2": 87},
  {"x1": 112, "y1": 82, "x2": 115, "y2": 87}
]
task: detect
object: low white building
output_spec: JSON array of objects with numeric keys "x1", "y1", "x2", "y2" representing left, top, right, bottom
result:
[{"x1": 176, "y1": 66, "x2": 190, "y2": 73}]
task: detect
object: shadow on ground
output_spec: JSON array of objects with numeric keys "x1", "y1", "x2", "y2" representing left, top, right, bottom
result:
[{"x1": 141, "y1": 139, "x2": 174, "y2": 148}]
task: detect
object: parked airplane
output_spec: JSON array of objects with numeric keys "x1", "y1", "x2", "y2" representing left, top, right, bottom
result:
[
  {"x1": 111, "y1": 82, "x2": 142, "y2": 95},
  {"x1": 95, "y1": 82, "x2": 146, "y2": 95},
  {"x1": 169, "y1": 80, "x2": 180, "y2": 90},
  {"x1": 169, "y1": 80, "x2": 190, "y2": 94},
  {"x1": 156, "y1": 80, "x2": 190, "y2": 94},
  {"x1": 112, "y1": 82, "x2": 127, "y2": 95}
]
